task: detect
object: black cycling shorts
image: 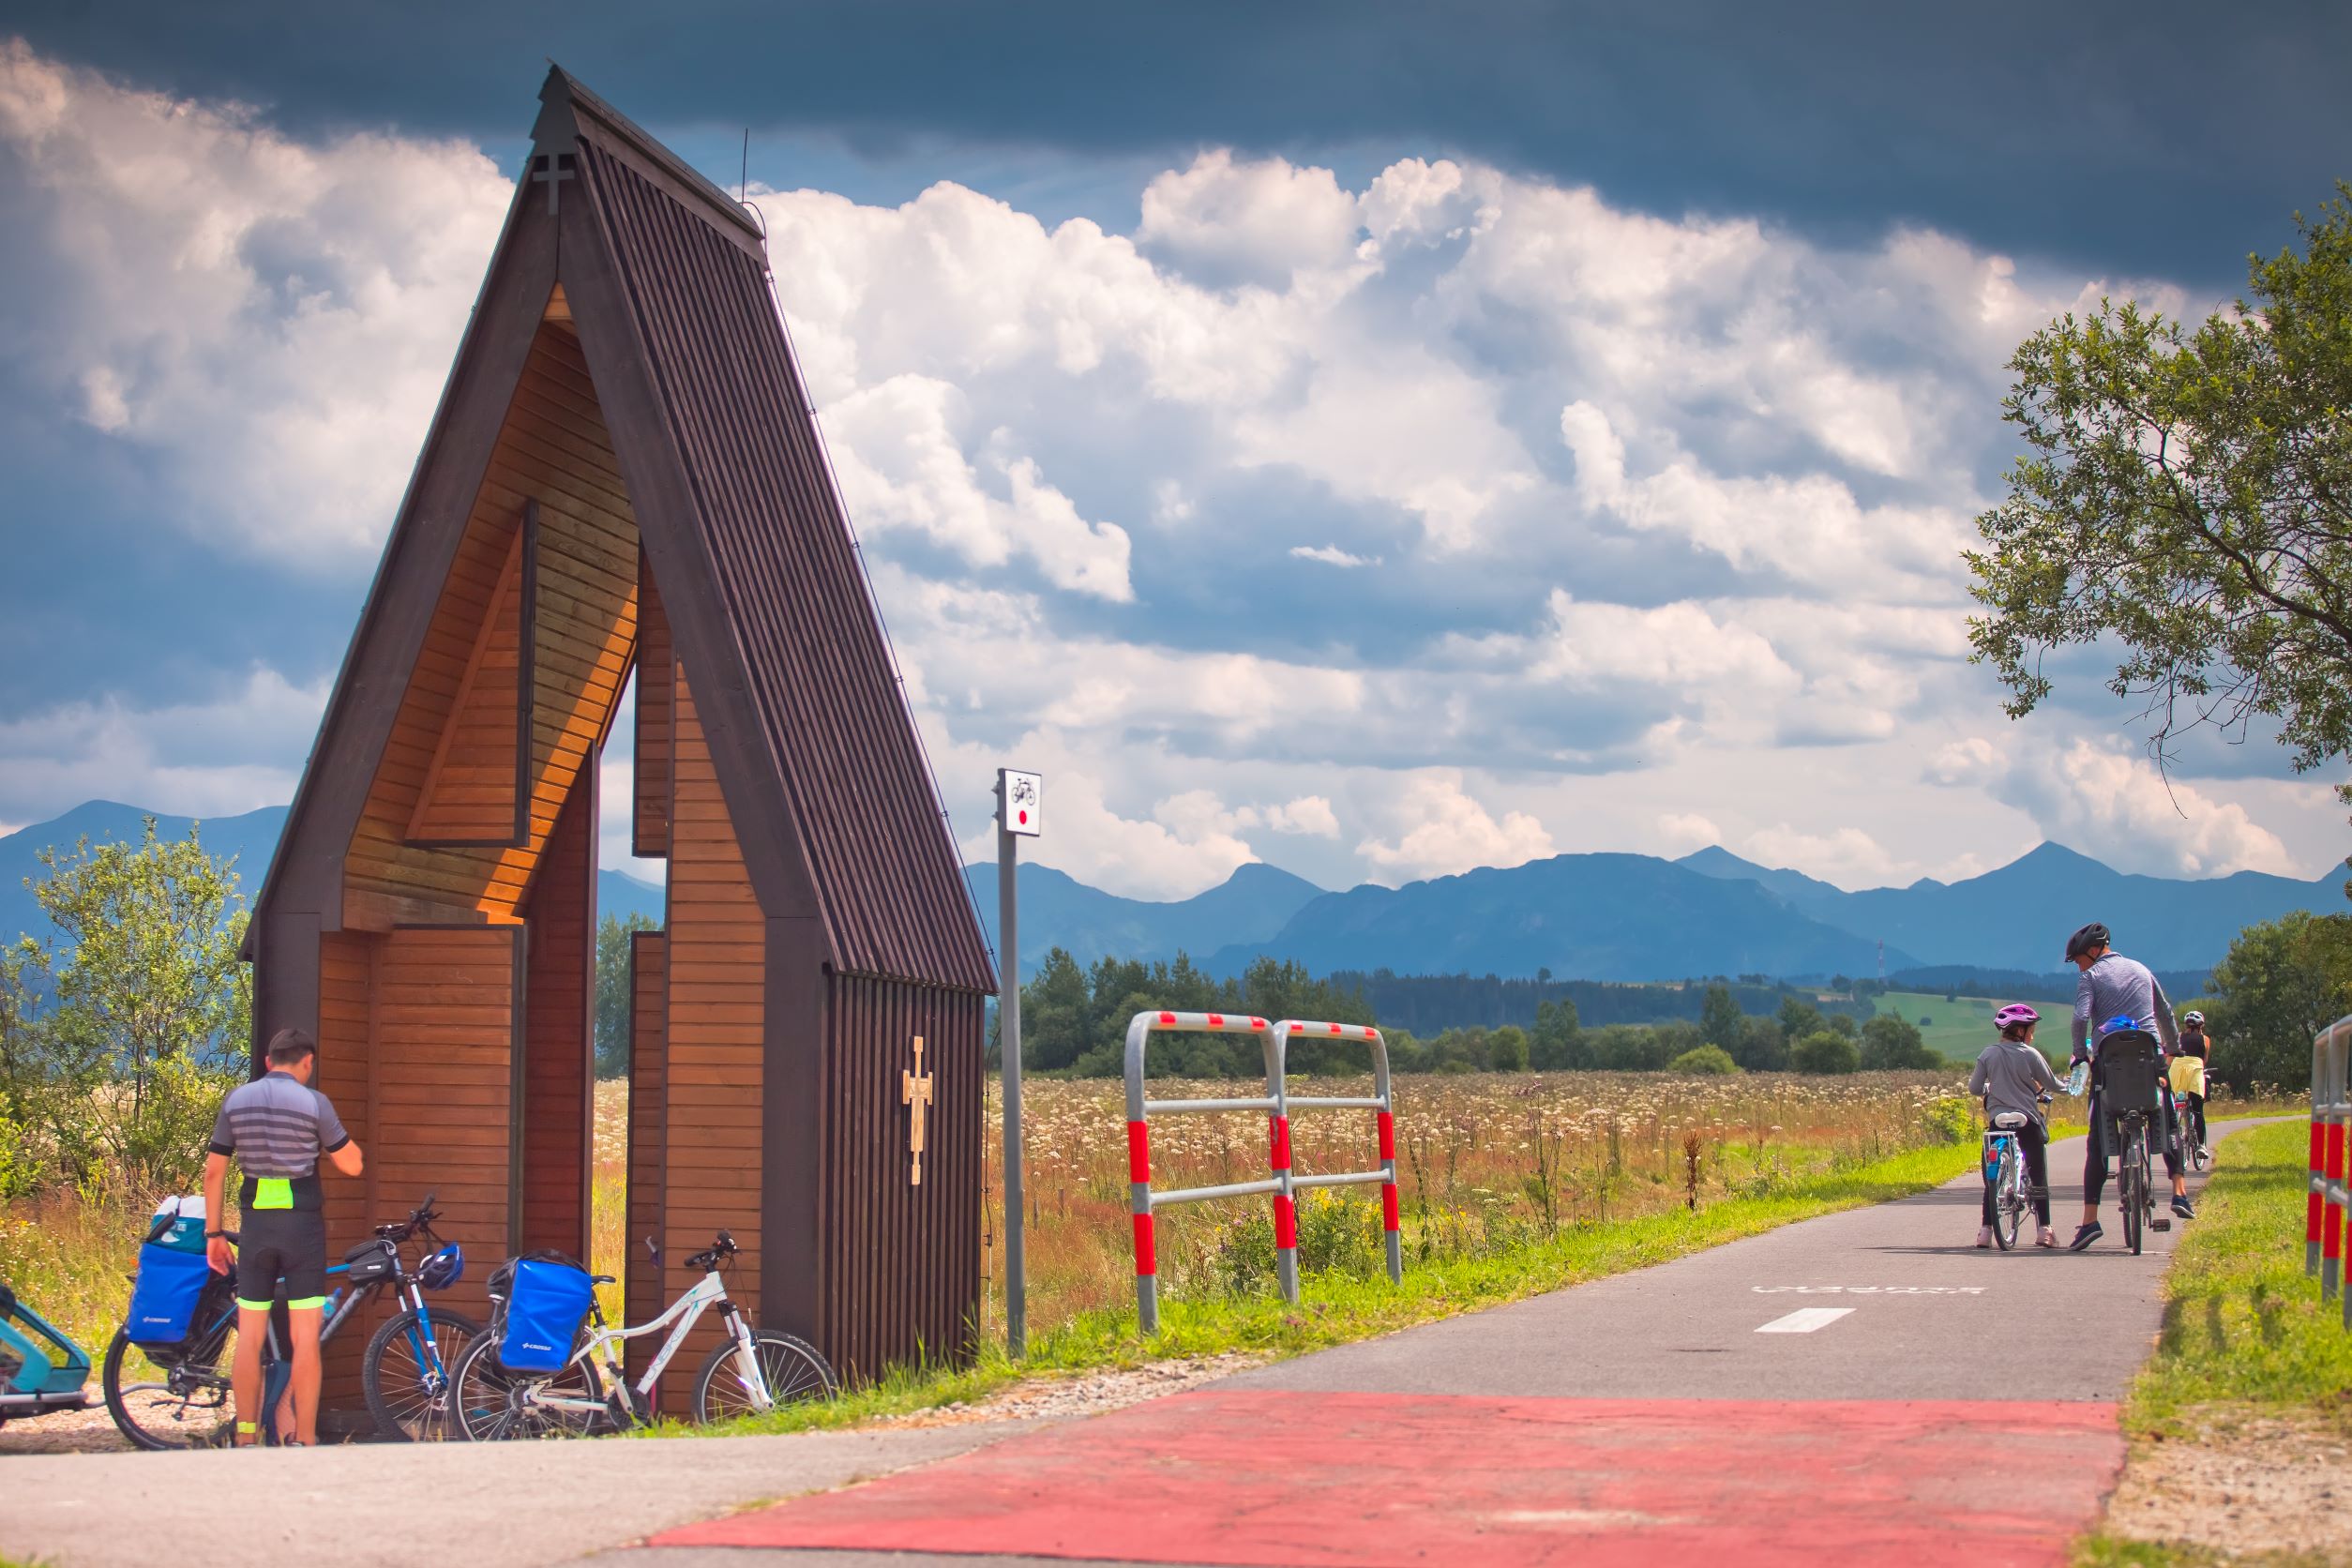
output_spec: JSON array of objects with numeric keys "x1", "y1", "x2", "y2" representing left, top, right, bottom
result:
[{"x1": 234, "y1": 1209, "x2": 328, "y2": 1311}]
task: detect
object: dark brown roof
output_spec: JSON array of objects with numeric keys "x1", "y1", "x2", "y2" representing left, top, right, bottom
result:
[{"x1": 559, "y1": 79, "x2": 996, "y2": 994}]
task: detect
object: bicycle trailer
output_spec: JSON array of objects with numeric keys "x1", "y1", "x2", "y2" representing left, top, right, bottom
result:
[{"x1": 0, "y1": 1279, "x2": 93, "y2": 1421}]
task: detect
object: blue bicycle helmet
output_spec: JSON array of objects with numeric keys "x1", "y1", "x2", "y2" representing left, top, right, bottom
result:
[
  {"x1": 418, "y1": 1244, "x2": 464, "y2": 1290},
  {"x1": 2099, "y1": 1014, "x2": 2139, "y2": 1036}
]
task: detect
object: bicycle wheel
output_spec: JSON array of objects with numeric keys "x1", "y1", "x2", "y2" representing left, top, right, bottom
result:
[
  {"x1": 448, "y1": 1329, "x2": 609, "y2": 1440},
  {"x1": 102, "y1": 1325, "x2": 238, "y2": 1451},
  {"x1": 1993, "y1": 1147, "x2": 2023, "y2": 1250},
  {"x1": 362, "y1": 1306, "x2": 482, "y2": 1441},
  {"x1": 691, "y1": 1328, "x2": 838, "y2": 1425},
  {"x1": 2120, "y1": 1126, "x2": 2145, "y2": 1255}
]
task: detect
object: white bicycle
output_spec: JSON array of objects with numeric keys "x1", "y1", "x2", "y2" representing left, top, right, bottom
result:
[{"x1": 449, "y1": 1231, "x2": 835, "y2": 1439}]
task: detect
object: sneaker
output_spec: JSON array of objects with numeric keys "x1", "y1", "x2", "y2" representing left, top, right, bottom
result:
[
  {"x1": 2037, "y1": 1227, "x2": 2058, "y2": 1248},
  {"x1": 2069, "y1": 1221, "x2": 2103, "y2": 1251},
  {"x1": 2172, "y1": 1195, "x2": 2194, "y2": 1219},
  {"x1": 1975, "y1": 1226, "x2": 1994, "y2": 1248}
]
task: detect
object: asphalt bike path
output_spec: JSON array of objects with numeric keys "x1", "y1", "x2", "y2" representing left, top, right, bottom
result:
[
  {"x1": 0, "y1": 1123, "x2": 2258, "y2": 1568},
  {"x1": 623, "y1": 1122, "x2": 2259, "y2": 1568}
]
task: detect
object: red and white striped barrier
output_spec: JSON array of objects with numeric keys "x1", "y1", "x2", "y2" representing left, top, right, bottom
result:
[
  {"x1": 2312, "y1": 1016, "x2": 2351, "y2": 1324},
  {"x1": 1121, "y1": 1011, "x2": 1401, "y2": 1334}
]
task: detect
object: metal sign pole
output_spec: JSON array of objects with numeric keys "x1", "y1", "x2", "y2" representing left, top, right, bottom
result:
[{"x1": 996, "y1": 770, "x2": 1039, "y2": 1359}]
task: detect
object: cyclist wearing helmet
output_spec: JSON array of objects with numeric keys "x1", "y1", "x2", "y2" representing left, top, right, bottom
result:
[
  {"x1": 2174, "y1": 1009, "x2": 2212, "y2": 1158},
  {"x1": 1968, "y1": 1003, "x2": 2064, "y2": 1247},
  {"x1": 2064, "y1": 924, "x2": 2190, "y2": 1250}
]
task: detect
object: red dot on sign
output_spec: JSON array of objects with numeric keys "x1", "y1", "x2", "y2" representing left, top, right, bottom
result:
[{"x1": 1018, "y1": 809, "x2": 1029, "y2": 824}]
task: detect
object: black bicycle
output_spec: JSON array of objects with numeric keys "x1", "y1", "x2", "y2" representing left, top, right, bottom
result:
[
  {"x1": 102, "y1": 1193, "x2": 477, "y2": 1448},
  {"x1": 2095, "y1": 1035, "x2": 2165, "y2": 1257}
]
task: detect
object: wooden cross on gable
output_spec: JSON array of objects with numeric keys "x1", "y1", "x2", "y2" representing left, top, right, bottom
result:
[
  {"x1": 531, "y1": 152, "x2": 576, "y2": 215},
  {"x1": 902, "y1": 1036, "x2": 934, "y2": 1186}
]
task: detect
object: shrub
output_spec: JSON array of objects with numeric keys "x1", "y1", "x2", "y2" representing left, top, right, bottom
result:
[
  {"x1": 1791, "y1": 1031, "x2": 1860, "y2": 1074},
  {"x1": 1859, "y1": 1014, "x2": 1941, "y2": 1071},
  {"x1": 1668, "y1": 1045, "x2": 1740, "y2": 1076}
]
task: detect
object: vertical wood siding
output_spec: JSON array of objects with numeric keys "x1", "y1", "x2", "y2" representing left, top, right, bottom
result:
[
  {"x1": 624, "y1": 930, "x2": 668, "y2": 1391},
  {"x1": 520, "y1": 775, "x2": 595, "y2": 1259},
  {"x1": 632, "y1": 557, "x2": 672, "y2": 857},
  {"x1": 663, "y1": 671, "x2": 763, "y2": 1403},
  {"x1": 344, "y1": 320, "x2": 640, "y2": 920},
  {"x1": 822, "y1": 976, "x2": 985, "y2": 1380}
]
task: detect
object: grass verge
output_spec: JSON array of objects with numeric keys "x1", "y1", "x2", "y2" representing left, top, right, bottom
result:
[
  {"x1": 671, "y1": 1136, "x2": 1991, "y2": 1440},
  {"x1": 2073, "y1": 1118, "x2": 2352, "y2": 1568}
]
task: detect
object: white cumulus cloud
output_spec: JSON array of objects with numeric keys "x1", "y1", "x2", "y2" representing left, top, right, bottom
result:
[{"x1": 1357, "y1": 772, "x2": 1556, "y2": 882}]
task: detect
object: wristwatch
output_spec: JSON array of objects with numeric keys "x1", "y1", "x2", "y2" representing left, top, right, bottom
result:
[{"x1": 205, "y1": 1229, "x2": 227, "y2": 1238}]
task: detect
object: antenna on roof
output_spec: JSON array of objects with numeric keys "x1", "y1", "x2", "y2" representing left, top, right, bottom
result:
[{"x1": 740, "y1": 128, "x2": 749, "y2": 204}]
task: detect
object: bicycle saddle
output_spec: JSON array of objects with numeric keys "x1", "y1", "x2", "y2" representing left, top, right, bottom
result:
[
  {"x1": 1990, "y1": 1110, "x2": 2029, "y2": 1128},
  {"x1": 590, "y1": 1274, "x2": 617, "y2": 1286}
]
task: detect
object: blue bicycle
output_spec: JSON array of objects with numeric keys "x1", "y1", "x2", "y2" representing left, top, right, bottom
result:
[{"x1": 102, "y1": 1192, "x2": 474, "y2": 1447}]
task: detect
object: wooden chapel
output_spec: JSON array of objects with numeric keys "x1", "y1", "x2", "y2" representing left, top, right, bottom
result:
[{"x1": 242, "y1": 68, "x2": 996, "y2": 1419}]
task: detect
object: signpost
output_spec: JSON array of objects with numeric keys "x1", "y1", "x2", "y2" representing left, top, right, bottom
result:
[{"x1": 997, "y1": 769, "x2": 1040, "y2": 1357}]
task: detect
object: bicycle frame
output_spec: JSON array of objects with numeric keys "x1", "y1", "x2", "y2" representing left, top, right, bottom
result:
[{"x1": 520, "y1": 1269, "x2": 770, "y2": 1418}]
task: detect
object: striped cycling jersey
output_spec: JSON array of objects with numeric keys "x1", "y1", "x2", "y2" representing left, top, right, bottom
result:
[{"x1": 207, "y1": 1070, "x2": 350, "y2": 1213}]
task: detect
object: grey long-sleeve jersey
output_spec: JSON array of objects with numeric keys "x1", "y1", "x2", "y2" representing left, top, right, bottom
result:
[{"x1": 2071, "y1": 952, "x2": 2178, "y2": 1058}]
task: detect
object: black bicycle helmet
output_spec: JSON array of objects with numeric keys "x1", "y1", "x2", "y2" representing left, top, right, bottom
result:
[{"x1": 2064, "y1": 922, "x2": 2111, "y2": 960}]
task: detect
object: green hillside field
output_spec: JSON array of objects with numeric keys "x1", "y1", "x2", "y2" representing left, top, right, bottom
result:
[{"x1": 1869, "y1": 989, "x2": 2007, "y2": 1064}]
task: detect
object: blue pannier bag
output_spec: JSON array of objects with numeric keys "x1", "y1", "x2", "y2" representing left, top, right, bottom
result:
[
  {"x1": 498, "y1": 1258, "x2": 596, "y2": 1372},
  {"x1": 126, "y1": 1242, "x2": 215, "y2": 1348}
]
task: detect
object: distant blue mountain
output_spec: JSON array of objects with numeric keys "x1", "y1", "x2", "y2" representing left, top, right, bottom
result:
[
  {"x1": 963, "y1": 859, "x2": 1323, "y2": 979},
  {"x1": 1205, "y1": 853, "x2": 1921, "y2": 983},
  {"x1": 0, "y1": 801, "x2": 664, "y2": 944},
  {"x1": 0, "y1": 801, "x2": 288, "y2": 947},
  {"x1": 1679, "y1": 840, "x2": 2345, "y2": 972}
]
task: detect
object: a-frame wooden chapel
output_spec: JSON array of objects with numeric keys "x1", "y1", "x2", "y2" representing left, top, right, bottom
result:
[{"x1": 244, "y1": 68, "x2": 996, "y2": 1416}]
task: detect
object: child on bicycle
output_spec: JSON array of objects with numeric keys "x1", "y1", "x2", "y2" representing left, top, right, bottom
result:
[{"x1": 1969, "y1": 1003, "x2": 2065, "y2": 1248}]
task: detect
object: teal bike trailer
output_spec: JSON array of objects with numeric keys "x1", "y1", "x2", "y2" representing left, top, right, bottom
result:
[{"x1": 0, "y1": 1279, "x2": 93, "y2": 1423}]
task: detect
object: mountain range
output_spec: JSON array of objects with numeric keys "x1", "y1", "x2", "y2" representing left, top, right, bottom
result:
[
  {"x1": 3, "y1": 800, "x2": 2341, "y2": 988},
  {"x1": 0, "y1": 801, "x2": 665, "y2": 951}
]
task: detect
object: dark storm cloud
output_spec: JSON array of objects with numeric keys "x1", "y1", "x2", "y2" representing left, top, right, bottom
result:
[{"x1": 9, "y1": 0, "x2": 2344, "y2": 286}]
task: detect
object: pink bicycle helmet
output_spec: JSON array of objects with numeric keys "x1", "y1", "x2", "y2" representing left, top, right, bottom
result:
[{"x1": 1994, "y1": 1003, "x2": 2041, "y2": 1031}]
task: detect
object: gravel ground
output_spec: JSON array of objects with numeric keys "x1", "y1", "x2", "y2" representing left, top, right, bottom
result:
[
  {"x1": 0, "y1": 1401, "x2": 133, "y2": 1455},
  {"x1": 870, "y1": 1352, "x2": 1264, "y2": 1428},
  {"x1": 2103, "y1": 1407, "x2": 2352, "y2": 1562}
]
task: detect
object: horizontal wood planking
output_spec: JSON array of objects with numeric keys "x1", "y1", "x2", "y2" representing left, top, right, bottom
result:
[
  {"x1": 626, "y1": 931, "x2": 667, "y2": 1390},
  {"x1": 824, "y1": 975, "x2": 985, "y2": 1380},
  {"x1": 367, "y1": 928, "x2": 520, "y2": 1340},
  {"x1": 345, "y1": 323, "x2": 641, "y2": 921},
  {"x1": 660, "y1": 672, "x2": 763, "y2": 1410},
  {"x1": 520, "y1": 775, "x2": 594, "y2": 1260},
  {"x1": 633, "y1": 554, "x2": 672, "y2": 857},
  {"x1": 314, "y1": 931, "x2": 375, "y2": 1415},
  {"x1": 405, "y1": 525, "x2": 525, "y2": 842}
]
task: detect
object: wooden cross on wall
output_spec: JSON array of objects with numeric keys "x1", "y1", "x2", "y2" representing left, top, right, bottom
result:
[{"x1": 902, "y1": 1036, "x2": 934, "y2": 1186}]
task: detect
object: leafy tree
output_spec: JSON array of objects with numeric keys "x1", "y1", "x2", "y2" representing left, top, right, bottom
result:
[
  {"x1": 594, "y1": 912, "x2": 658, "y2": 1078},
  {"x1": 17, "y1": 821, "x2": 250, "y2": 1188},
  {"x1": 1587, "y1": 1024, "x2": 1669, "y2": 1072},
  {"x1": 1859, "y1": 1013, "x2": 1940, "y2": 1071},
  {"x1": 1733, "y1": 1015, "x2": 1787, "y2": 1072},
  {"x1": 2208, "y1": 912, "x2": 2352, "y2": 1090},
  {"x1": 1826, "y1": 1012, "x2": 1857, "y2": 1039},
  {"x1": 1530, "y1": 997, "x2": 1583, "y2": 1068},
  {"x1": 1668, "y1": 1044, "x2": 1740, "y2": 1076},
  {"x1": 1778, "y1": 995, "x2": 1824, "y2": 1041},
  {"x1": 1790, "y1": 1031, "x2": 1860, "y2": 1075},
  {"x1": 1968, "y1": 190, "x2": 2352, "y2": 845},
  {"x1": 1699, "y1": 984, "x2": 1743, "y2": 1051},
  {"x1": 1487, "y1": 1024, "x2": 1530, "y2": 1072}
]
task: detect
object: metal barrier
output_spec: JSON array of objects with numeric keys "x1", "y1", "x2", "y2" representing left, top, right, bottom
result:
[
  {"x1": 1269, "y1": 1018, "x2": 1402, "y2": 1297},
  {"x1": 2311, "y1": 1015, "x2": 2351, "y2": 1320},
  {"x1": 1122, "y1": 1010, "x2": 1403, "y2": 1334}
]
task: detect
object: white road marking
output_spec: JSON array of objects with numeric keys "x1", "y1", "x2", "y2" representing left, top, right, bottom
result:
[
  {"x1": 1756, "y1": 1306, "x2": 1855, "y2": 1334},
  {"x1": 1752, "y1": 1285, "x2": 1983, "y2": 1295}
]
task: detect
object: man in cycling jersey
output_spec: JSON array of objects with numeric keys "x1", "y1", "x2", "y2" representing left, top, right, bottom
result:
[
  {"x1": 2064, "y1": 923, "x2": 2190, "y2": 1250},
  {"x1": 201, "y1": 1028, "x2": 363, "y2": 1445}
]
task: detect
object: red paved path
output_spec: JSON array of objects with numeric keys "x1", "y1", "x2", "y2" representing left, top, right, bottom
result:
[{"x1": 656, "y1": 1389, "x2": 2124, "y2": 1567}]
